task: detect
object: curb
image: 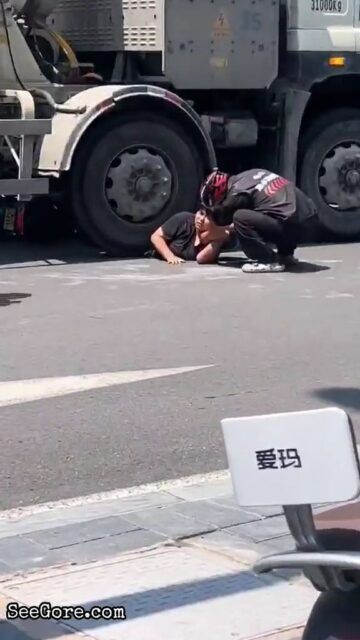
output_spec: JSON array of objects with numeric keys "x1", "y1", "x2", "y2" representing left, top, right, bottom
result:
[{"x1": 0, "y1": 470, "x2": 231, "y2": 522}]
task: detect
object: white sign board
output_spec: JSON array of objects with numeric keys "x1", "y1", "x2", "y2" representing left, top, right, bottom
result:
[{"x1": 221, "y1": 407, "x2": 360, "y2": 507}]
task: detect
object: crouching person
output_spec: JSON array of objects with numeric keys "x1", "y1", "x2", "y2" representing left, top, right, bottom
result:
[
  {"x1": 200, "y1": 168, "x2": 317, "y2": 273},
  {"x1": 150, "y1": 210, "x2": 233, "y2": 265}
]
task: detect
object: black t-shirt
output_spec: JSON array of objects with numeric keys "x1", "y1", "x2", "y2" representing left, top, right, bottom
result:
[
  {"x1": 213, "y1": 169, "x2": 316, "y2": 224},
  {"x1": 161, "y1": 211, "x2": 200, "y2": 261}
]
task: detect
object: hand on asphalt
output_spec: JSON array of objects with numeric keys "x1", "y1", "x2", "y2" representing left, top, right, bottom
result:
[{"x1": 167, "y1": 256, "x2": 185, "y2": 265}]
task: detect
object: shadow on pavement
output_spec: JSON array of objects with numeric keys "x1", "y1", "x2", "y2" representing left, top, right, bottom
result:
[
  {"x1": 0, "y1": 293, "x2": 31, "y2": 307},
  {"x1": 0, "y1": 228, "x2": 355, "y2": 271},
  {"x1": 31, "y1": 568, "x2": 287, "y2": 636},
  {"x1": 312, "y1": 387, "x2": 360, "y2": 412},
  {"x1": 0, "y1": 622, "x2": 33, "y2": 639},
  {"x1": 218, "y1": 256, "x2": 247, "y2": 268},
  {"x1": 0, "y1": 237, "x2": 145, "y2": 269},
  {"x1": 0, "y1": 568, "x2": 291, "y2": 637},
  {"x1": 218, "y1": 256, "x2": 330, "y2": 274},
  {"x1": 285, "y1": 262, "x2": 330, "y2": 274},
  {"x1": 76, "y1": 571, "x2": 281, "y2": 631},
  {"x1": 0, "y1": 237, "x2": 104, "y2": 269},
  {"x1": 0, "y1": 621, "x2": 34, "y2": 640}
]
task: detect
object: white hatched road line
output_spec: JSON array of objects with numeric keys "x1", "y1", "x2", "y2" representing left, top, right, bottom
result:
[{"x1": 0, "y1": 365, "x2": 214, "y2": 408}]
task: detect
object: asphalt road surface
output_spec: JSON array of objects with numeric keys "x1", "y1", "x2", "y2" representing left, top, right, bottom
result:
[{"x1": 0, "y1": 238, "x2": 359, "y2": 510}]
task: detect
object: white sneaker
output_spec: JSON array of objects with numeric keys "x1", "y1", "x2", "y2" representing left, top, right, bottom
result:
[{"x1": 242, "y1": 262, "x2": 285, "y2": 273}]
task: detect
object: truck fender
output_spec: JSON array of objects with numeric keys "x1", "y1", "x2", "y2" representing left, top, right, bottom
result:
[
  {"x1": 278, "y1": 88, "x2": 311, "y2": 182},
  {"x1": 38, "y1": 84, "x2": 216, "y2": 174}
]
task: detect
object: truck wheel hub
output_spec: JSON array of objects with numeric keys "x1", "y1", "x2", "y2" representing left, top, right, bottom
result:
[
  {"x1": 320, "y1": 144, "x2": 360, "y2": 210},
  {"x1": 343, "y1": 167, "x2": 360, "y2": 188},
  {"x1": 135, "y1": 176, "x2": 153, "y2": 196},
  {"x1": 105, "y1": 148, "x2": 172, "y2": 223}
]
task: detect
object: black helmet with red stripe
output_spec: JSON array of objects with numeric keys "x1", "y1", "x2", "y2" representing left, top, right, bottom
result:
[{"x1": 200, "y1": 169, "x2": 229, "y2": 209}]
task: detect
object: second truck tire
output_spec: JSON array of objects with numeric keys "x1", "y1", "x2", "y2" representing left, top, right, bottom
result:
[
  {"x1": 300, "y1": 108, "x2": 360, "y2": 237},
  {"x1": 71, "y1": 112, "x2": 205, "y2": 256}
]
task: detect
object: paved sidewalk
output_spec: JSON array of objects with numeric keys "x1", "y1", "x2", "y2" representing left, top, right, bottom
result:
[
  {"x1": 0, "y1": 471, "x2": 327, "y2": 577},
  {"x1": 0, "y1": 543, "x2": 317, "y2": 640},
  {"x1": 0, "y1": 471, "x2": 326, "y2": 638}
]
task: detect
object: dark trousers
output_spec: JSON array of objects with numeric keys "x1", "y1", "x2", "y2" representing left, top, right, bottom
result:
[{"x1": 232, "y1": 209, "x2": 301, "y2": 263}]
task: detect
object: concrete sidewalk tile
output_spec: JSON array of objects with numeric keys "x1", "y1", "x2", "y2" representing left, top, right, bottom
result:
[
  {"x1": 245, "y1": 506, "x2": 284, "y2": 518},
  {"x1": 61, "y1": 529, "x2": 165, "y2": 565},
  {"x1": 261, "y1": 535, "x2": 295, "y2": 553},
  {"x1": 122, "y1": 504, "x2": 216, "y2": 539},
  {"x1": 0, "y1": 554, "x2": 66, "y2": 576},
  {"x1": 0, "y1": 537, "x2": 66, "y2": 574},
  {"x1": 187, "y1": 530, "x2": 261, "y2": 565},
  {"x1": 227, "y1": 516, "x2": 289, "y2": 542},
  {"x1": 212, "y1": 496, "x2": 283, "y2": 519},
  {"x1": 0, "y1": 545, "x2": 317, "y2": 640},
  {"x1": 111, "y1": 491, "x2": 183, "y2": 513},
  {"x1": 165, "y1": 477, "x2": 232, "y2": 502},
  {"x1": 0, "y1": 493, "x2": 182, "y2": 542},
  {"x1": 25, "y1": 516, "x2": 139, "y2": 550},
  {"x1": 0, "y1": 515, "x2": 73, "y2": 542},
  {"x1": 189, "y1": 532, "x2": 302, "y2": 585},
  {"x1": 172, "y1": 499, "x2": 262, "y2": 528}
]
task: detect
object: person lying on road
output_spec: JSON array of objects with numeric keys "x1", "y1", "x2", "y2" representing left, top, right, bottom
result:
[
  {"x1": 200, "y1": 168, "x2": 317, "y2": 273},
  {"x1": 150, "y1": 209, "x2": 234, "y2": 265}
]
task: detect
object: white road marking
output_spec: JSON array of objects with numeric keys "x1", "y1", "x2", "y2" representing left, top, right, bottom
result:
[
  {"x1": 326, "y1": 292, "x2": 354, "y2": 299},
  {"x1": 89, "y1": 304, "x2": 155, "y2": 318},
  {"x1": 318, "y1": 259, "x2": 343, "y2": 264},
  {"x1": 41, "y1": 265, "x2": 240, "y2": 283},
  {"x1": 63, "y1": 279, "x2": 87, "y2": 286},
  {"x1": 123, "y1": 264, "x2": 150, "y2": 271},
  {"x1": 0, "y1": 469, "x2": 230, "y2": 521},
  {"x1": 0, "y1": 365, "x2": 214, "y2": 408}
]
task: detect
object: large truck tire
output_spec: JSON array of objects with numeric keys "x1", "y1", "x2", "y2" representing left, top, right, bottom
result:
[
  {"x1": 299, "y1": 108, "x2": 360, "y2": 237},
  {"x1": 71, "y1": 112, "x2": 205, "y2": 256}
]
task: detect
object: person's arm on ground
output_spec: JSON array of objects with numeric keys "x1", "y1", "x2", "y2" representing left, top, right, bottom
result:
[
  {"x1": 198, "y1": 222, "x2": 234, "y2": 244},
  {"x1": 150, "y1": 227, "x2": 185, "y2": 264},
  {"x1": 196, "y1": 240, "x2": 224, "y2": 264}
]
